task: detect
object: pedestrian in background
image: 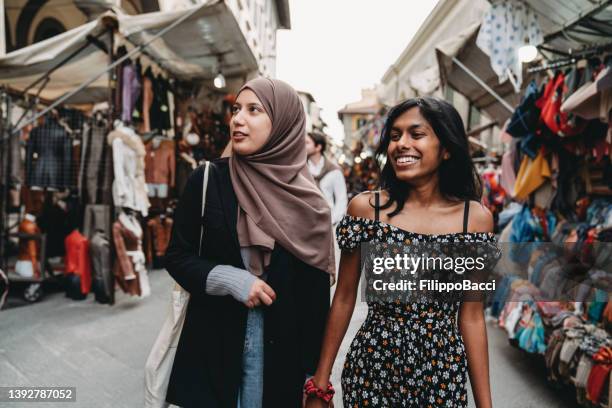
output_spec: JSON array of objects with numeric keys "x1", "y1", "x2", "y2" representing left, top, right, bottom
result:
[
  {"x1": 306, "y1": 97, "x2": 495, "y2": 408},
  {"x1": 164, "y1": 77, "x2": 334, "y2": 408},
  {"x1": 305, "y1": 132, "x2": 348, "y2": 227}
]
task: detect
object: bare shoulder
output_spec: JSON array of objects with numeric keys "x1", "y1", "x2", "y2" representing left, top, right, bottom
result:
[
  {"x1": 467, "y1": 200, "x2": 494, "y2": 233},
  {"x1": 347, "y1": 191, "x2": 377, "y2": 220}
]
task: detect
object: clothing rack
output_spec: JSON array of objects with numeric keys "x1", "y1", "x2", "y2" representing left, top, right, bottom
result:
[{"x1": 529, "y1": 41, "x2": 612, "y2": 73}]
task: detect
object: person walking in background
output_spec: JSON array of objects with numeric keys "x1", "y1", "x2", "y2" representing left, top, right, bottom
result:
[
  {"x1": 164, "y1": 77, "x2": 334, "y2": 408},
  {"x1": 306, "y1": 132, "x2": 348, "y2": 227}
]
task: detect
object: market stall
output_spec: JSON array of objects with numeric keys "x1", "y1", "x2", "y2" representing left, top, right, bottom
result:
[{"x1": 442, "y1": 1, "x2": 612, "y2": 406}]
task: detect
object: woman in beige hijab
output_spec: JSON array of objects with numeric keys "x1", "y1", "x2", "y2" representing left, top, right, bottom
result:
[{"x1": 164, "y1": 77, "x2": 334, "y2": 408}]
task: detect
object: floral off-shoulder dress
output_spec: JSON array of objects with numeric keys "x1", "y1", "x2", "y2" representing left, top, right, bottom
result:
[{"x1": 336, "y1": 213, "x2": 497, "y2": 408}]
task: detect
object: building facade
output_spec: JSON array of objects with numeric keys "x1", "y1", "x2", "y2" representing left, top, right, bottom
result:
[
  {"x1": 298, "y1": 90, "x2": 326, "y2": 135},
  {"x1": 337, "y1": 87, "x2": 383, "y2": 151}
]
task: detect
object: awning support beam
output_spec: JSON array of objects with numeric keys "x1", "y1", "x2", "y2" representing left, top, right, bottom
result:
[
  {"x1": 12, "y1": 4, "x2": 204, "y2": 135},
  {"x1": 451, "y1": 56, "x2": 514, "y2": 114}
]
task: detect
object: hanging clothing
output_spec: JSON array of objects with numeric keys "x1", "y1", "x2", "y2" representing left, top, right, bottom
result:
[
  {"x1": 144, "y1": 138, "x2": 175, "y2": 188},
  {"x1": 121, "y1": 63, "x2": 142, "y2": 123},
  {"x1": 108, "y1": 127, "x2": 150, "y2": 216},
  {"x1": 38, "y1": 200, "x2": 70, "y2": 258},
  {"x1": 25, "y1": 117, "x2": 72, "y2": 189},
  {"x1": 112, "y1": 213, "x2": 147, "y2": 297},
  {"x1": 500, "y1": 143, "x2": 517, "y2": 194},
  {"x1": 513, "y1": 149, "x2": 551, "y2": 200},
  {"x1": 151, "y1": 74, "x2": 170, "y2": 131},
  {"x1": 506, "y1": 80, "x2": 541, "y2": 138},
  {"x1": 476, "y1": 0, "x2": 543, "y2": 88},
  {"x1": 80, "y1": 119, "x2": 113, "y2": 204},
  {"x1": 90, "y1": 230, "x2": 113, "y2": 304},
  {"x1": 16, "y1": 217, "x2": 41, "y2": 277},
  {"x1": 537, "y1": 72, "x2": 587, "y2": 137},
  {"x1": 144, "y1": 215, "x2": 173, "y2": 264},
  {"x1": 64, "y1": 230, "x2": 92, "y2": 296},
  {"x1": 82, "y1": 204, "x2": 111, "y2": 239}
]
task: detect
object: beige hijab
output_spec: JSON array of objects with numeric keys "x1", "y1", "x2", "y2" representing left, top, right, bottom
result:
[{"x1": 229, "y1": 77, "x2": 335, "y2": 277}]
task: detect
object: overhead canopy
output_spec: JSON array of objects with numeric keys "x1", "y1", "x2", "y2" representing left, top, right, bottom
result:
[
  {"x1": 436, "y1": 23, "x2": 525, "y2": 125},
  {"x1": 435, "y1": 0, "x2": 612, "y2": 125},
  {"x1": 524, "y1": 0, "x2": 612, "y2": 51},
  {"x1": 0, "y1": 0, "x2": 258, "y2": 103}
]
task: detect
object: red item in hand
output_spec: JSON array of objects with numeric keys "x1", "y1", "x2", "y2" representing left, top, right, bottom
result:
[{"x1": 304, "y1": 378, "x2": 335, "y2": 403}]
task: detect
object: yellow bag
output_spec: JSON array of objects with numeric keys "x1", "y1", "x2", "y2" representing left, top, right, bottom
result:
[{"x1": 513, "y1": 150, "x2": 551, "y2": 201}]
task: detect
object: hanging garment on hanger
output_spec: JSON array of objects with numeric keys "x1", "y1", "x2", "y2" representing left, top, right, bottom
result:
[
  {"x1": 149, "y1": 74, "x2": 165, "y2": 131},
  {"x1": 122, "y1": 62, "x2": 142, "y2": 123},
  {"x1": 112, "y1": 213, "x2": 145, "y2": 297},
  {"x1": 82, "y1": 204, "x2": 111, "y2": 238},
  {"x1": 145, "y1": 215, "x2": 173, "y2": 264},
  {"x1": 476, "y1": 0, "x2": 543, "y2": 89},
  {"x1": 38, "y1": 198, "x2": 70, "y2": 258},
  {"x1": 500, "y1": 143, "x2": 517, "y2": 194},
  {"x1": 25, "y1": 116, "x2": 73, "y2": 189},
  {"x1": 90, "y1": 230, "x2": 113, "y2": 304},
  {"x1": 80, "y1": 119, "x2": 112, "y2": 204},
  {"x1": 108, "y1": 127, "x2": 150, "y2": 216},
  {"x1": 64, "y1": 229, "x2": 92, "y2": 296},
  {"x1": 537, "y1": 72, "x2": 587, "y2": 137},
  {"x1": 506, "y1": 80, "x2": 541, "y2": 138},
  {"x1": 514, "y1": 149, "x2": 551, "y2": 200},
  {"x1": 137, "y1": 68, "x2": 154, "y2": 133},
  {"x1": 144, "y1": 138, "x2": 175, "y2": 198}
]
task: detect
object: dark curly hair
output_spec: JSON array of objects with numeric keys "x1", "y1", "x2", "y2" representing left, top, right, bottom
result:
[{"x1": 374, "y1": 96, "x2": 482, "y2": 217}]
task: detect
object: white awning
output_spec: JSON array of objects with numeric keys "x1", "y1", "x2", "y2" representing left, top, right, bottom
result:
[
  {"x1": 436, "y1": 22, "x2": 527, "y2": 125},
  {"x1": 0, "y1": 0, "x2": 257, "y2": 103}
]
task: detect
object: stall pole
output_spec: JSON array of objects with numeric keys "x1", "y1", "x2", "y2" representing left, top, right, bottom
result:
[
  {"x1": 12, "y1": 4, "x2": 204, "y2": 135},
  {"x1": 108, "y1": 28, "x2": 115, "y2": 124},
  {"x1": 0, "y1": 91, "x2": 11, "y2": 271}
]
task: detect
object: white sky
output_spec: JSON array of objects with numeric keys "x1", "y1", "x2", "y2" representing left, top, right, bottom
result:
[{"x1": 276, "y1": 0, "x2": 439, "y2": 142}]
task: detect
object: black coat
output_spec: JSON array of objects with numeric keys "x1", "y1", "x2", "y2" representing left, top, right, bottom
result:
[
  {"x1": 164, "y1": 158, "x2": 330, "y2": 408},
  {"x1": 25, "y1": 118, "x2": 72, "y2": 189}
]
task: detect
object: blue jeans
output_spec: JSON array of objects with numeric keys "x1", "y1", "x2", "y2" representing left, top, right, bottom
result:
[{"x1": 237, "y1": 307, "x2": 264, "y2": 408}]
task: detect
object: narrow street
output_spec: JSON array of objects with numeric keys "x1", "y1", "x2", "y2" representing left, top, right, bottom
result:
[{"x1": 1, "y1": 270, "x2": 580, "y2": 408}]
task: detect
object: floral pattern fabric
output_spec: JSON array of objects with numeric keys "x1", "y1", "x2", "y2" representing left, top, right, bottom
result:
[{"x1": 336, "y1": 215, "x2": 497, "y2": 407}]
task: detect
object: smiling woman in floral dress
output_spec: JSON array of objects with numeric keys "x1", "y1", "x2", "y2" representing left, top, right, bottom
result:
[{"x1": 306, "y1": 97, "x2": 495, "y2": 408}]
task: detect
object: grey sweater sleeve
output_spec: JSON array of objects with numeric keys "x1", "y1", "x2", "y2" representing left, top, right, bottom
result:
[{"x1": 205, "y1": 265, "x2": 257, "y2": 303}]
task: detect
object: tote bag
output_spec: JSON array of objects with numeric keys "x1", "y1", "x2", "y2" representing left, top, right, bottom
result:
[{"x1": 144, "y1": 161, "x2": 211, "y2": 408}]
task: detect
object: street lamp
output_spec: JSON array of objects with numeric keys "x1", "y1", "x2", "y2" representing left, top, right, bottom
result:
[
  {"x1": 518, "y1": 44, "x2": 538, "y2": 63},
  {"x1": 214, "y1": 71, "x2": 226, "y2": 89}
]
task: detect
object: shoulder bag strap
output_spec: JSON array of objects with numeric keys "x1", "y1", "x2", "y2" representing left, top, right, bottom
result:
[{"x1": 198, "y1": 161, "x2": 211, "y2": 257}]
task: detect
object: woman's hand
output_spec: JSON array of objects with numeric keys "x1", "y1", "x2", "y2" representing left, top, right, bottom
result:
[{"x1": 244, "y1": 279, "x2": 276, "y2": 308}]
